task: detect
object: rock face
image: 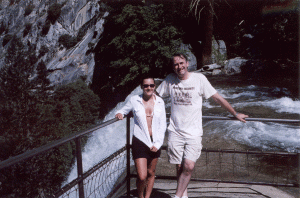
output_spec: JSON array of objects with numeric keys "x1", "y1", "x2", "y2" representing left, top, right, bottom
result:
[
  {"x1": 181, "y1": 37, "x2": 227, "y2": 73},
  {"x1": 0, "y1": 0, "x2": 248, "y2": 85},
  {"x1": 0, "y1": 0, "x2": 107, "y2": 85},
  {"x1": 194, "y1": 38, "x2": 228, "y2": 75},
  {"x1": 211, "y1": 38, "x2": 227, "y2": 65},
  {"x1": 180, "y1": 43, "x2": 197, "y2": 71},
  {"x1": 199, "y1": 57, "x2": 247, "y2": 76},
  {"x1": 224, "y1": 57, "x2": 248, "y2": 74}
]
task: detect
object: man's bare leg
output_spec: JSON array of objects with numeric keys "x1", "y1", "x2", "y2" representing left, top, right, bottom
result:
[
  {"x1": 175, "y1": 159, "x2": 195, "y2": 197},
  {"x1": 176, "y1": 164, "x2": 188, "y2": 197}
]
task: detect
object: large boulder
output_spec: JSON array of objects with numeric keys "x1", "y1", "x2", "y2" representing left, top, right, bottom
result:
[
  {"x1": 202, "y1": 63, "x2": 222, "y2": 71},
  {"x1": 211, "y1": 38, "x2": 227, "y2": 65},
  {"x1": 180, "y1": 38, "x2": 227, "y2": 72},
  {"x1": 212, "y1": 69, "x2": 222, "y2": 75},
  {"x1": 224, "y1": 57, "x2": 248, "y2": 74},
  {"x1": 180, "y1": 43, "x2": 197, "y2": 71}
]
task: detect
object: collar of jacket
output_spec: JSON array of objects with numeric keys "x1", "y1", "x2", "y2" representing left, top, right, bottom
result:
[{"x1": 137, "y1": 94, "x2": 160, "y2": 104}]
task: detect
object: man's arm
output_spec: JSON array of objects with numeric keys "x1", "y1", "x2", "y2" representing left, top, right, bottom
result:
[{"x1": 211, "y1": 92, "x2": 248, "y2": 123}]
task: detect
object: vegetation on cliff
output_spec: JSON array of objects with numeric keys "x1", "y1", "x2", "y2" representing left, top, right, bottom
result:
[{"x1": 0, "y1": 37, "x2": 100, "y2": 197}]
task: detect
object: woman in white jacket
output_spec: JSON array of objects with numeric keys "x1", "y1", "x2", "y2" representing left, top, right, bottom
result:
[{"x1": 115, "y1": 76, "x2": 166, "y2": 198}]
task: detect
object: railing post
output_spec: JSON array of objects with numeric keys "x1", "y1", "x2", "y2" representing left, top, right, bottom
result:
[
  {"x1": 126, "y1": 114, "x2": 131, "y2": 198},
  {"x1": 298, "y1": 152, "x2": 300, "y2": 187},
  {"x1": 75, "y1": 137, "x2": 85, "y2": 198}
]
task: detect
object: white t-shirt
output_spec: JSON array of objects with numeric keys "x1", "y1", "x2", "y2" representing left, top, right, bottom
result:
[{"x1": 157, "y1": 73, "x2": 217, "y2": 138}]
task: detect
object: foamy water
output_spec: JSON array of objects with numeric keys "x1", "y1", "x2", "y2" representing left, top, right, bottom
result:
[
  {"x1": 204, "y1": 120, "x2": 300, "y2": 152},
  {"x1": 64, "y1": 86, "x2": 142, "y2": 185},
  {"x1": 203, "y1": 84, "x2": 300, "y2": 152}
]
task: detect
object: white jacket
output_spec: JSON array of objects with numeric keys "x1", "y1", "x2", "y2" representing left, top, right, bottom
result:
[{"x1": 116, "y1": 94, "x2": 166, "y2": 149}]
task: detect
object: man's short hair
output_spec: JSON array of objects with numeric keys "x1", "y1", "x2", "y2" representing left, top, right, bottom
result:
[{"x1": 172, "y1": 53, "x2": 188, "y2": 62}]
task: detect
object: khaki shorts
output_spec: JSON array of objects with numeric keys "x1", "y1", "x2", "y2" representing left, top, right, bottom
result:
[{"x1": 167, "y1": 135, "x2": 202, "y2": 164}]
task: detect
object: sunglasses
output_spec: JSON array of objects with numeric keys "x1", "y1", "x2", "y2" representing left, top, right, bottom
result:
[{"x1": 143, "y1": 84, "x2": 155, "y2": 88}]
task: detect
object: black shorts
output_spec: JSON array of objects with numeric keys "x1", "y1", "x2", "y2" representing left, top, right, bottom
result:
[{"x1": 132, "y1": 136, "x2": 161, "y2": 160}]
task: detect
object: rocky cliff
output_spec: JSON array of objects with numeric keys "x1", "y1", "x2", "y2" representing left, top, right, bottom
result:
[
  {"x1": 0, "y1": 0, "x2": 242, "y2": 88},
  {"x1": 0, "y1": 0, "x2": 107, "y2": 85}
]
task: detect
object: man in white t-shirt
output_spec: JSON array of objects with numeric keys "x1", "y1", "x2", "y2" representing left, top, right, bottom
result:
[{"x1": 156, "y1": 53, "x2": 248, "y2": 198}]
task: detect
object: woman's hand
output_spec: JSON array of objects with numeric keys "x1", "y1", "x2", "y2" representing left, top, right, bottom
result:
[
  {"x1": 150, "y1": 146, "x2": 158, "y2": 152},
  {"x1": 115, "y1": 113, "x2": 124, "y2": 120}
]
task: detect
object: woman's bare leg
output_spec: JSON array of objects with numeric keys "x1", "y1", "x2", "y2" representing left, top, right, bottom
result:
[
  {"x1": 144, "y1": 157, "x2": 158, "y2": 198},
  {"x1": 135, "y1": 158, "x2": 148, "y2": 198}
]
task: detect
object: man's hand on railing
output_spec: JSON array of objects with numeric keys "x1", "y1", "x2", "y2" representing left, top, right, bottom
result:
[
  {"x1": 115, "y1": 113, "x2": 124, "y2": 120},
  {"x1": 235, "y1": 113, "x2": 249, "y2": 123}
]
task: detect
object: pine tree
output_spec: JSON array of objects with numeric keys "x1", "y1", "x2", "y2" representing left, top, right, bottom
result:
[
  {"x1": 102, "y1": 4, "x2": 182, "y2": 86},
  {"x1": 93, "y1": 3, "x2": 182, "y2": 114}
]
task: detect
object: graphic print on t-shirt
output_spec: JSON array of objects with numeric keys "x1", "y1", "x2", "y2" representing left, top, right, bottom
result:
[{"x1": 173, "y1": 85, "x2": 195, "y2": 106}]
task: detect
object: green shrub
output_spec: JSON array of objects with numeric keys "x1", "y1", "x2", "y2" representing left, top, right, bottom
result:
[
  {"x1": 77, "y1": 28, "x2": 86, "y2": 41},
  {"x1": 38, "y1": 45, "x2": 49, "y2": 57},
  {"x1": 24, "y1": 4, "x2": 35, "y2": 16},
  {"x1": 2, "y1": 34, "x2": 14, "y2": 46},
  {"x1": 23, "y1": 23, "x2": 32, "y2": 37},
  {"x1": 41, "y1": 20, "x2": 51, "y2": 36},
  {"x1": 47, "y1": 3, "x2": 62, "y2": 24},
  {"x1": 11, "y1": 0, "x2": 21, "y2": 4},
  {"x1": 0, "y1": 22, "x2": 7, "y2": 35},
  {"x1": 58, "y1": 34, "x2": 78, "y2": 49}
]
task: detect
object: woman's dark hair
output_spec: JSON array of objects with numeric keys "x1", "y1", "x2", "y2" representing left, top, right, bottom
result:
[{"x1": 140, "y1": 74, "x2": 155, "y2": 86}]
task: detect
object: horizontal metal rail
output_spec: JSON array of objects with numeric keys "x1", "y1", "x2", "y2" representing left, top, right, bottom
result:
[
  {"x1": 159, "y1": 146, "x2": 299, "y2": 156},
  {"x1": 131, "y1": 147, "x2": 300, "y2": 188},
  {"x1": 141, "y1": 175, "x2": 298, "y2": 187},
  {"x1": 202, "y1": 116, "x2": 300, "y2": 123},
  {"x1": 1, "y1": 115, "x2": 299, "y2": 198},
  {"x1": 0, "y1": 116, "x2": 299, "y2": 170},
  {"x1": 0, "y1": 117, "x2": 121, "y2": 170}
]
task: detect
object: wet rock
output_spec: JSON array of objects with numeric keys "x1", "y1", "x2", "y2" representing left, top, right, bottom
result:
[{"x1": 224, "y1": 57, "x2": 248, "y2": 74}]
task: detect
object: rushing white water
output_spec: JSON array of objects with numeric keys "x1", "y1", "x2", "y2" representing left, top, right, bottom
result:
[
  {"x1": 203, "y1": 83, "x2": 300, "y2": 152},
  {"x1": 204, "y1": 120, "x2": 300, "y2": 152},
  {"x1": 64, "y1": 86, "x2": 142, "y2": 185},
  {"x1": 207, "y1": 87, "x2": 300, "y2": 115}
]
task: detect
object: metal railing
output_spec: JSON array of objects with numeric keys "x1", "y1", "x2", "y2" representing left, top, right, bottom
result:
[
  {"x1": 153, "y1": 146, "x2": 299, "y2": 186},
  {"x1": 0, "y1": 117, "x2": 124, "y2": 198},
  {"x1": 0, "y1": 116, "x2": 299, "y2": 198}
]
